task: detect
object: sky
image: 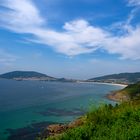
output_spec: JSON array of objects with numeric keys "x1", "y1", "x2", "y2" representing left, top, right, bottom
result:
[{"x1": 0, "y1": 0, "x2": 140, "y2": 79}]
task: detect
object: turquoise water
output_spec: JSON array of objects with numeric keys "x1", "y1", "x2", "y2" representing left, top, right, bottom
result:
[{"x1": 0, "y1": 79, "x2": 124, "y2": 140}]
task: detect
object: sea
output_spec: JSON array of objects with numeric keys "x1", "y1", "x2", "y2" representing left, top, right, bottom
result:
[{"x1": 0, "y1": 79, "x2": 125, "y2": 140}]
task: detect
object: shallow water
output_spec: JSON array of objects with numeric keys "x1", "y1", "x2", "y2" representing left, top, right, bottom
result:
[{"x1": 0, "y1": 79, "x2": 124, "y2": 140}]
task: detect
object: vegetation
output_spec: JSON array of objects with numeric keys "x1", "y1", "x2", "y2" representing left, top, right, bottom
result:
[
  {"x1": 0, "y1": 71, "x2": 56, "y2": 80},
  {"x1": 89, "y1": 72, "x2": 140, "y2": 84},
  {"x1": 44, "y1": 101, "x2": 140, "y2": 140},
  {"x1": 121, "y1": 81, "x2": 140, "y2": 99},
  {"x1": 0, "y1": 71, "x2": 75, "y2": 82}
]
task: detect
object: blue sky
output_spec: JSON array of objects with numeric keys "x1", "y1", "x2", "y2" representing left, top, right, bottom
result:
[{"x1": 0, "y1": 0, "x2": 140, "y2": 79}]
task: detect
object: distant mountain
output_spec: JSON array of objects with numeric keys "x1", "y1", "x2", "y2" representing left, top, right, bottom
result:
[
  {"x1": 0, "y1": 71, "x2": 57, "y2": 81},
  {"x1": 88, "y1": 72, "x2": 140, "y2": 84}
]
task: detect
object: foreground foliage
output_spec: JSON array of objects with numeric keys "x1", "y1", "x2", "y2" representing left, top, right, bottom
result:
[{"x1": 45, "y1": 101, "x2": 140, "y2": 140}]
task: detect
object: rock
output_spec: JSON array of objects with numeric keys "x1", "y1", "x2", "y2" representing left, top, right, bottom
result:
[
  {"x1": 47, "y1": 124, "x2": 68, "y2": 135},
  {"x1": 42, "y1": 117, "x2": 85, "y2": 138},
  {"x1": 68, "y1": 118, "x2": 84, "y2": 129}
]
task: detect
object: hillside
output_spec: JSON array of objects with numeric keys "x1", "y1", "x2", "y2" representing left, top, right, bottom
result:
[
  {"x1": 88, "y1": 72, "x2": 140, "y2": 84},
  {"x1": 108, "y1": 81, "x2": 140, "y2": 102},
  {"x1": 0, "y1": 71, "x2": 57, "y2": 81}
]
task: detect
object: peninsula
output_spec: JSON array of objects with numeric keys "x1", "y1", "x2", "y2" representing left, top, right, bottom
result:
[{"x1": 108, "y1": 81, "x2": 140, "y2": 102}]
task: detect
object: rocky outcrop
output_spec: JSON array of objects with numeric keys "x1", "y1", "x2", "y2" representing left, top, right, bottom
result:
[
  {"x1": 107, "y1": 91, "x2": 130, "y2": 102},
  {"x1": 40, "y1": 118, "x2": 84, "y2": 139}
]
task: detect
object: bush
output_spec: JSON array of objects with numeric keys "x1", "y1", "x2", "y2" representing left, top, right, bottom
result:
[{"x1": 46, "y1": 101, "x2": 140, "y2": 140}]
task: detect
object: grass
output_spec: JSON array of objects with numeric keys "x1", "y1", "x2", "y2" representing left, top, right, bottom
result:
[{"x1": 44, "y1": 101, "x2": 140, "y2": 140}]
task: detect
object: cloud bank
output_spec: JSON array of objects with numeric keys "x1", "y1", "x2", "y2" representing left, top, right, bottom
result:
[{"x1": 0, "y1": 0, "x2": 140, "y2": 59}]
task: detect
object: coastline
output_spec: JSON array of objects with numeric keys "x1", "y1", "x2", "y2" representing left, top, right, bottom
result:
[
  {"x1": 107, "y1": 89, "x2": 130, "y2": 102},
  {"x1": 77, "y1": 81, "x2": 127, "y2": 102},
  {"x1": 42, "y1": 83, "x2": 129, "y2": 139},
  {"x1": 77, "y1": 81, "x2": 128, "y2": 87},
  {"x1": 107, "y1": 92, "x2": 122, "y2": 102},
  {"x1": 92, "y1": 82, "x2": 127, "y2": 87}
]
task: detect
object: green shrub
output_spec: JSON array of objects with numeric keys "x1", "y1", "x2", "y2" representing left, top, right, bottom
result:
[{"x1": 45, "y1": 101, "x2": 140, "y2": 140}]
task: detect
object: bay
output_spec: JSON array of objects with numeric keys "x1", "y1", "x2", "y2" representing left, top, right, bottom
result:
[{"x1": 0, "y1": 79, "x2": 124, "y2": 140}]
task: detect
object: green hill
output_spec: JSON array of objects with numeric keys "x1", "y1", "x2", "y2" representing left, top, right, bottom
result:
[
  {"x1": 121, "y1": 81, "x2": 140, "y2": 99},
  {"x1": 0, "y1": 71, "x2": 57, "y2": 81},
  {"x1": 108, "y1": 81, "x2": 140, "y2": 101},
  {"x1": 88, "y1": 72, "x2": 140, "y2": 84}
]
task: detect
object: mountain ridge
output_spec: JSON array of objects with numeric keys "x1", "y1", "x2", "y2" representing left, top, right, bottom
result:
[
  {"x1": 1, "y1": 71, "x2": 140, "y2": 84},
  {"x1": 0, "y1": 71, "x2": 77, "y2": 82},
  {"x1": 0, "y1": 71, "x2": 57, "y2": 81},
  {"x1": 88, "y1": 72, "x2": 140, "y2": 84}
]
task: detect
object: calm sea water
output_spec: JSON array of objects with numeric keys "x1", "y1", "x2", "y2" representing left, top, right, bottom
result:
[{"x1": 0, "y1": 79, "x2": 124, "y2": 140}]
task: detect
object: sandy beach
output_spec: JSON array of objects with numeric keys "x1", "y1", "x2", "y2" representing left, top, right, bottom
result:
[{"x1": 77, "y1": 81, "x2": 128, "y2": 87}]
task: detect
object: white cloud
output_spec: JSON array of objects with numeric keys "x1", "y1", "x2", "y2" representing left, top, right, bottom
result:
[
  {"x1": 126, "y1": 0, "x2": 140, "y2": 25},
  {"x1": 29, "y1": 20, "x2": 109, "y2": 55},
  {"x1": 128, "y1": 0, "x2": 140, "y2": 6},
  {"x1": 0, "y1": 0, "x2": 45, "y2": 33},
  {"x1": 0, "y1": 0, "x2": 140, "y2": 59},
  {"x1": 104, "y1": 26, "x2": 140, "y2": 59}
]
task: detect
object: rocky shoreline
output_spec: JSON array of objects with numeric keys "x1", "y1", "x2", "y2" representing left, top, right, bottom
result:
[
  {"x1": 39, "y1": 117, "x2": 85, "y2": 139},
  {"x1": 107, "y1": 91, "x2": 129, "y2": 102}
]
